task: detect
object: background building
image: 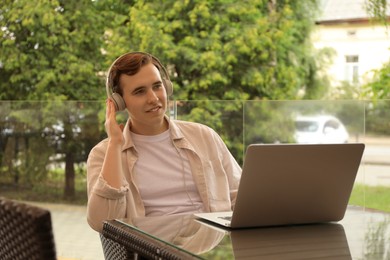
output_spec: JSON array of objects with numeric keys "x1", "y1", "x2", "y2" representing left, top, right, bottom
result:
[{"x1": 313, "y1": 0, "x2": 390, "y2": 89}]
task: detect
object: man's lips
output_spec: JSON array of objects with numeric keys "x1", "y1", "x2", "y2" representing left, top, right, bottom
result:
[{"x1": 146, "y1": 105, "x2": 162, "y2": 112}]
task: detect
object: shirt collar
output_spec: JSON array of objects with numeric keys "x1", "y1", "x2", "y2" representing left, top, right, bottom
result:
[{"x1": 122, "y1": 115, "x2": 185, "y2": 151}]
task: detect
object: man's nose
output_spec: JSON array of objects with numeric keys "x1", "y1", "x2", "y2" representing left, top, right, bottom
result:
[{"x1": 147, "y1": 89, "x2": 159, "y2": 102}]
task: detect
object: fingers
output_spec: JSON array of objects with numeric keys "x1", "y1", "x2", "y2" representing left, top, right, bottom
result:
[
  {"x1": 105, "y1": 99, "x2": 125, "y2": 144},
  {"x1": 105, "y1": 99, "x2": 110, "y2": 118},
  {"x1": 106, "y1": 99, "x2": 115, "y2": 119},
  {"x1": 105, "y1": 99, "x2": 117, "y2": 133}
]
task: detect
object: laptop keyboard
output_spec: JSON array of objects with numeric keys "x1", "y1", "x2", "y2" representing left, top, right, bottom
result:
[{"x1": 218, "y1": 216, "x2": 232, "y2": 221}]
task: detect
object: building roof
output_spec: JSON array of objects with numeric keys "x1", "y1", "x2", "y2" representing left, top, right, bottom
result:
[{"x1": 317, "y1": 0, "x2": 390, "y2": 23}]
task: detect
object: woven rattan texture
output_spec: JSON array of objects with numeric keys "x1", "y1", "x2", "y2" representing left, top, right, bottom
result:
[
  {"x1": 100, "y1": 233, "x2": 131, "y2": 260},
  {"x1": 0, "y1": 197, "x2": 56, "y2": 260},
  {"x1": 102, "y1": 221, "x2": 193, "y2": 260}
]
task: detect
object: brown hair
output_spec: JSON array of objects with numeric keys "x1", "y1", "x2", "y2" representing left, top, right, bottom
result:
[{"x1": 108, "y1": 52, "x2": 163, "y2": 96}]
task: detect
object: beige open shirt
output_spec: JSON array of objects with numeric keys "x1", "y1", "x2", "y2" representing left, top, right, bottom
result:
[{"x1": 87, "y1": 117, "x2": 241, "y2": 232}]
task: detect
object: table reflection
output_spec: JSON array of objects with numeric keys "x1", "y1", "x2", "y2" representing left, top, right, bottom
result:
[
  {"x1": 116, "y1": 206, "x2": 390, "y2": 259},
  {"x1": 340, "y1": 207, "x2": 390, "y2": 259},
  {"x1": 201, "y1": 223, "x2": 351, "y2": 259},
  {"x1": 125, "y1": 214, "x2": 225, "y2": 254}
]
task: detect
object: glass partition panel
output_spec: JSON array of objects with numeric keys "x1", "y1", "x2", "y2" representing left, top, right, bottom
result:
[
  {"x1": 172, "y1": 100, "x2": 244, "y2": 164},
  {"x1": 360, "y1": 99, "x2": 390, "y2": 213},
  {"x1": 0, "y1": 100, "x2": 105, "y2": 202},
  {"x1": 243, "y1": 100, "x2": 367, "y2": 209},
  {"x1": 1, "y1": 99, "x2": 390, "y2": 212},
  {"x1": 243, "y1": 100, "x2": 365, "y2": 146}
]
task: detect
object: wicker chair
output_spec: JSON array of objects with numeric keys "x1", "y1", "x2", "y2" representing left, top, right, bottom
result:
[
  {"x1": 0, "y1": 197, "x2": 56, "y2": 260},
  {"x1": 101, "y1": 220, "x2": 196, "y2": 260},
  {"x1": 100, "y1": 233, "x2": 133, "y2": 260},
  {"x1": 100, "y1": 221, "x2": 137, "y2": 260}
]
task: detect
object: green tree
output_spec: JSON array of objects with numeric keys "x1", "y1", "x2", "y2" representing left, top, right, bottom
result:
[
  {"x1": 0, "y1": 0, "x2": 328, "y2": 198},
  {"x1": 363, "y1": 61, "x2": 390, "y2": 100},
  {"x1": 0, "y1": 0, "x2": 107, "y2": 198},
  {"x1": 362, "y1": 0, "x2": 390, "y2": 136},
  {"x1": 363, "y1": 0, "x2": 390, "y2": 100},
  {"x1": 244, "y1": 101, "x2": 295, "y2": 145},
  {"x1": 362, "y1": 60, "x2": 390, "y2": 136},
  {"x1": 105, "y1": 0, "x2": 324, "y2": 161},
  {"x1": 108, "y1": 0, "x2": 323, "y2": 100},
  {"x1": 0, "y1": 101, "x2": 54, "y2": 186},
  {"x1": 365, "y1": 0, "x2": 389, "y2": 26}
]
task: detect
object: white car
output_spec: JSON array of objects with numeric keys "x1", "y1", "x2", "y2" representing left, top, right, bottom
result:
[{"x1": 294, "y1": 115, "x2": 349, "y2": 144}]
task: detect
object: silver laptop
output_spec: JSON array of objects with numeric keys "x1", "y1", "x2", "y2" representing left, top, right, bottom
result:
[{"x1": 195, "y1": 143, "x2": 365, "y2": 228}]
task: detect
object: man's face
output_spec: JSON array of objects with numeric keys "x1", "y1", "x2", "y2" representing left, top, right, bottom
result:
[{"x1": 119, "y1": 63, "x2": 168, "y2": 134}]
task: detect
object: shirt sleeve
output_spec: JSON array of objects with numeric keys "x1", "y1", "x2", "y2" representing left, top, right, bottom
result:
[
  {"x1": 204, "y1": 128, "x2": 242, "y2": 210},
  {"x1": 209, "y1": 128, "x2": 242, "y2": 209},
  {"x1": 86, "y1": 140, "x2": 129, "y2": 232}
]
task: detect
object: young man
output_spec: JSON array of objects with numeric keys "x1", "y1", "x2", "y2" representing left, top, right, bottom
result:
[{"x1": 86, "y1": 52, "x2": 241, "y2": 232}]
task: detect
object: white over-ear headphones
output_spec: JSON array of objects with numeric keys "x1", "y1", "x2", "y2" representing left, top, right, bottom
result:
[{"x1": 105, "y1": 51, "x2": 173, "y2": 111}]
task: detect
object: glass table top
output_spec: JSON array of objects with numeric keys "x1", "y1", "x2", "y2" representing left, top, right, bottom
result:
[{"x1": 117, "y1": 206, "x2": 390, "y2": 259}]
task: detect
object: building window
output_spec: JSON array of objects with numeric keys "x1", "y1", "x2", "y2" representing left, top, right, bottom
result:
[{"x1": 344, "y1": 55, "x2": 359, "y2": 84}]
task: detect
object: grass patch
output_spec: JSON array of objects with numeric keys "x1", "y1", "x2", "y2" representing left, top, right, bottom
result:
[
  {"x1": 0, "y1": 165, "x2": 88, "y2": 205},
  {"x1": 2, "y1": 176, "x2": 389, "y2": 211},
  {"x1": 350, "y1": 184, "x2": 390, "y2": 212},
  {"x1": 0, "y1": 174, "x2": 88, "y2": 205}
]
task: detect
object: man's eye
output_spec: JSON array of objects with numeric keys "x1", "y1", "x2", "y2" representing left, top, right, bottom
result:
[{"x1": 134, "y1": 89, "x2": 146, "y2": 95}]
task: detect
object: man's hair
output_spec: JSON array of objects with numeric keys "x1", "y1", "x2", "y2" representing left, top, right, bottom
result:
[{"x1": 109, "y1": 52, "x2": 162, "y2": 96}]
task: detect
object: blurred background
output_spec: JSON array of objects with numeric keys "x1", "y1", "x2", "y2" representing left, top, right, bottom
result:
[{"x1": 1, "y1": 0, "x2": 390, "y2": 259}]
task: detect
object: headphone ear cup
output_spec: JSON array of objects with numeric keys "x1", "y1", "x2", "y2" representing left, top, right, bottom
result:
[
  {"x1": 110, "y1": 93, "x2": 126, "y2": 111},
  {"x1": 163, "y1": 79, "x2": 173, "y2": 96}
]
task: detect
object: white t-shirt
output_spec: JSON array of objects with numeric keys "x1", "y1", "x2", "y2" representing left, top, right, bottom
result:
[{"x1": 131, "y1": 130, "x2": 204, "y2": 216}]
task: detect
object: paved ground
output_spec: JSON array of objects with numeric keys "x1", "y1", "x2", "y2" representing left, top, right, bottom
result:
[
  {"x1": 356, "y1": 135, "x2": 390, "y2": 186},
  {"x1": 27, "y1": 201, "x2": 104, "y2": 260}
]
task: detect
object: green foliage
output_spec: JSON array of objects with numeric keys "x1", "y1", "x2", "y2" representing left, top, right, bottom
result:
[
  {"x1": 0, "y1": 100, "x2": 103, "y2": 198},
  {"x1": 363, "y1": 218, "x2": 390, "y2": 259},
  {"x1": 176, "y1": 100, "x2": 244, "y2": 164},
  {"x1": 244, "y1": 101, "x2": 295, "y2": 144},
  {"x1": 0, "y1": 101, "x2": 53, "y2": 185},
  {"x1": 363, "y1": 60, "x2": 390, "y2": 100},
  {"x1": 362, "y1": 0, "x2": 390, "y2": 104},
  {"x1": 106, "y1": 0, "x2": 324, "y2": 100},
  {"x1": 362, "y1": 60, "x2": 390, "y2": 136},
  {"x1": 364, "y1": 0, "x2": 390, "y2": 26},
  {"x1": 0, "y1": 164, "x2": 88, "y2": 205},
  {"x1": 0, "y1": 0, "x2": 109, "y2": 198},
  {"x1": 0, "y1": 0, "x2": 329, "y2": 199},
  {"x1": 101, "y1": 0, "x2": 325, "y2": 165},
  {"x1": 0, "y1": 0, "x2": 107, "y2": 100},
  {"x1": 365, "y1": 100, "x2": 390, "y2": 135}
]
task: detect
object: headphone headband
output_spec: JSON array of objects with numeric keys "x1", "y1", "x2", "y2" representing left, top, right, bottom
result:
[{"x1": 106, "y1": 51, "x2": 173, "y2": 111}]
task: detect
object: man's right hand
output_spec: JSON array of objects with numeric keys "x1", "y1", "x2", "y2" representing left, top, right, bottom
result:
[{"x1": 105, "y1": 99, "x2": 124, "y2": 144}]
